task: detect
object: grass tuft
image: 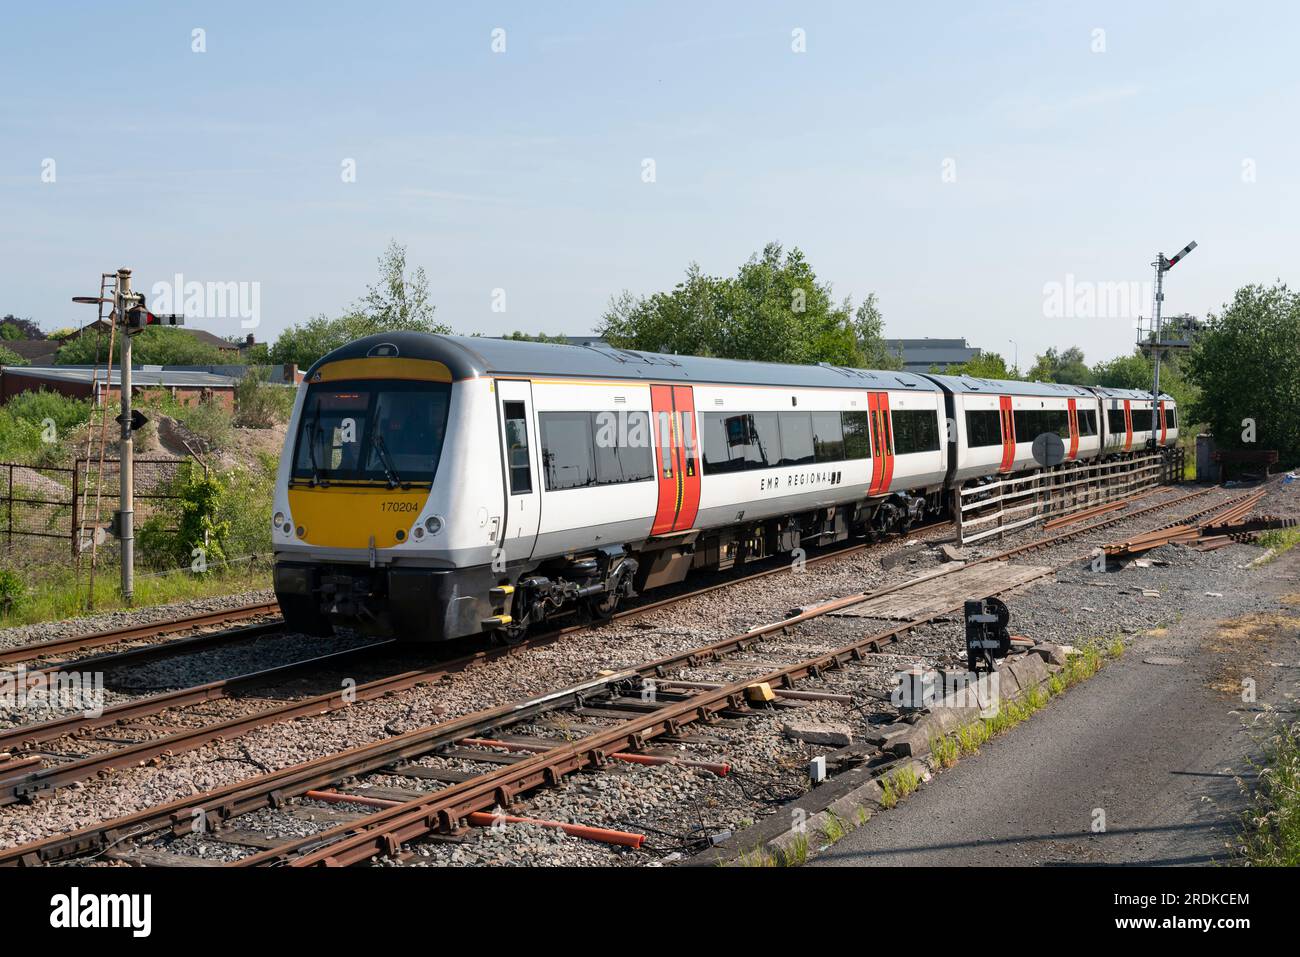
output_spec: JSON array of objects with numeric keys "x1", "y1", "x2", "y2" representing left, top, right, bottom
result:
[
  {"x1": 1256, "y1": 528, "x2": 1300, "y2": 563},
  {"x1": 930, "y1": 733, "x2": 960, "y2": 768},
  {"x1": 819, "y1": 812, "x2": 848, "y2": 843},
  {"x1": 777, "y1": 832, "x2": 810, "y2": 866},
  {"x1": 1237, "y1": 717, "x2": 1300, "y2": 866}
]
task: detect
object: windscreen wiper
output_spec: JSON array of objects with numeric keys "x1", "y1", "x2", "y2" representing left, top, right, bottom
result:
[
  {"x1": 307, "y1": 399, "x2": 328, "y2": 487},
  {"x1": 371, "y1": 433, "x2": 408, "y2": 490}
]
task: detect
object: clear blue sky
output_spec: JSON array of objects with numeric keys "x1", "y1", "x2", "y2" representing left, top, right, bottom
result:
[{"x1": 2, "y1": 1, "x2": 1295, "y2": 367}]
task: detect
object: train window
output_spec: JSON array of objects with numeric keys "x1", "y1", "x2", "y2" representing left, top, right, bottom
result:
[
  {"x1": 841, "y1": 411, "x2": 871, "y2": 459},
  {"x1": 1106, "y1": 408, "x2": 1127, "y2": 435},
  {"x1": 593, "y1": 410, "x2": 654, "y2": 485},
  {"x1": 778, "y1": 412, "x2": 816, "y2": 466},
  {"x1": 658, "y1": 411, "x2": 674, "y2": 478},
  {"x1": 539, "y1": 412, "x2": 596, "y2": 490},
  {"x1": 1167, "y1": 406, "x2": 1178, "y2": 429},
  {"x1": 750, "y1": 412, "x2": 780, "y2": 467},
  {"x1": 502, "y1": 401, "x2": 533, "y2": 493},
  {"x1": 811, "y1": 412, "x2": 845, "y2": 462},
  {"x1": 701, "y1": 412, "x2": 768, "y2": 473},
  {"x1": 678, "y1": 412, "x2": 696, "y2": 478},
  {"x1": 701, "y1": 413, "x2": 741, "y2": 474},
  {"x1": 1077, "y1": 409, "x2": 1098, "y2": 436},
  {"x1": 965, "y1": 409, "x2": 1002, "y2": 448},
  {"x1": 1049, "y1": 409, "x2": 1070, "y2": 438},
  {"x1": 1013, "y1": 409, "x2": 1070, "y2": 441},
  {"x1": 291, "y1": 380, "x2": 451, "y2": 486},
  {"x1": 891, "y1": 409, "x2": 940, "y2": 454}
]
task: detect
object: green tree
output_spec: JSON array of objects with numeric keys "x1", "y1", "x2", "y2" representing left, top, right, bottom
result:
[
  {"x1": 1090, "y1": 349, "x2": 1198, "y2": 414},
  {"x1": 938, "y1": 351, "x2": 1016, "y2": 380},
  {"x1": 502, "y1": 331, "x2": 572, "y2": 344},
  {"x1": 1026, "y1": 346, "x2": 1093, "y2": 384},
  {"x1": 347, "y1": 239, "x2": 446, "y2": 333},
  {"x1": 852, "y1": 293, "x2": 902, "y2": 370},
  {"x1": 1091, "y1": 351, "x2": 1152, "y2": 390},
  {"x1": 55, "y1": 327, "x2": 228, "y2": 366},
  {"x1": 598, "y1": 243, "x2": 896, "y2": 368},
  {"x1": 1188, "y1": 282, "x2": 1300, "y2": 460},
  {"x1": 0, "y1": 345, "x2": 28, "y2": 366},
  {"x1": 267, "y1": 315, "x2": 353, "y2": 369},
  {"x1": 0, "y1": 315, "x2": 42, "y2": 340},
  {"x1": 269, "y1": 241, "x2": 450, "y2": 369}
]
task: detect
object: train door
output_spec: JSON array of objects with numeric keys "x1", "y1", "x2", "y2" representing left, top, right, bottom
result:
[
  {"x1": 495, "y1": 379, "x2": 540, "y2": 560},
  {"x1": 1158, "y1": 400, "x2": 1167, "y2": 446},
  {"x1": 1122, "y1": 399, "x2": 1134, "y2": 451},
  {"x1": 998, "y1": 395, "x2": 1016, "y2": 472},
  {"x1": 1066, "y1": 398, "x2": 1079, "y2": 460},
  {"x1": 649, "y1": 384, "x2": 701, "y2": 535},
  {"x1": 867, "y1": 391, "x2": 895, "y2": 493}
]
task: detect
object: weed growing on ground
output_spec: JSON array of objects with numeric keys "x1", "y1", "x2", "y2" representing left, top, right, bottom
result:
[{"x1": 1237, "y1": 716, "x2": 1300, "y2": 866}]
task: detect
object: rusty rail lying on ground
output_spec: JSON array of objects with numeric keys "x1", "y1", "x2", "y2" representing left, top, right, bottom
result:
[{"x1": 1102, "y1": 488, "x2": 1270, "y2": 556}]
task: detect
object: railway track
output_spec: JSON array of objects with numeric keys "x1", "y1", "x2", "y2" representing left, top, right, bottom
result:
[
  {"x1": 0, "y1": 481, "x2": 1249, "y2": 867},
  {"x1": 0, "y1": 600, "x2": 280, "y2": 668},
  {"x1": 0, "y1": 521, "x2": 955, "y2": 791}
]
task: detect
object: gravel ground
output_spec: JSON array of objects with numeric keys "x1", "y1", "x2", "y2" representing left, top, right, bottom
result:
[
  {"x1": 2, "y1": 480, "x2": 1293, "y2": 865},
  {"x1": 0, "y1": 587, "x2": 277, "y2": 651},
  {"x1": 0, "y1": 626, "x2": 374, "y2": 731}
]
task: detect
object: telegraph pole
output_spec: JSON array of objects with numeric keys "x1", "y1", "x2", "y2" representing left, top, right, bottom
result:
[
  {"x1": 1149, "y1": 240, "x2": 1196, "y2": 443},
  {"x1": 116, "y1": 268, "x2": 136, "y2": 603}
]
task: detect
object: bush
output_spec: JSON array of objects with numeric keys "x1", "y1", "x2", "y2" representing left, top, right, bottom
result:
[
  {"x1": 137, "y1": 462, "x2": 231, "y2": 570},
  {"x1": 0, "y1": 388, "x2": 90, "y2": 464},
  {"x1": 0, "y1": 566, "x2": 24, "y2": 614},
  {"x1": 141, "y1": 394, "x2": 234, "y2": 450},
  {"x1": 218, "y1": 452, "x2": 277, "y2": 559},
  {"x1": 138, "y1": 456, "x2": 274, "y2": 571},
  {"x1": 0, "y1": 345, "x2": 29, "y2": 367},
  {"x1": 234, "y1": 368, "x2": 295, "y2": 428}
]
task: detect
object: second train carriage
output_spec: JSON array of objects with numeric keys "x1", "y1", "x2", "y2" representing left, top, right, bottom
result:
[{"x1": 272, "y1": 333, "x2": 1178, "y2": 643}]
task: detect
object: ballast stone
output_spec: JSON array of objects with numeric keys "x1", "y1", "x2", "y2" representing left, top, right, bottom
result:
[{"x1": 782, "y1": 720, "x2": 853, "y2": 747}]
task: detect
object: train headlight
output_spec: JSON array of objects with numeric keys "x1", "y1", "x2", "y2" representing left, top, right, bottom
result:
[
  {"x1": 424, "y1": 515, "x2": 444, "y2": 535},
  {"x1": 274, "y1": 511, "x2": 285, "y2": 529}
]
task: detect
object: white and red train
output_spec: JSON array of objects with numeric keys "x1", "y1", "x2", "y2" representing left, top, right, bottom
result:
[{"x1": 272, "y1": 333, "x2": 1178, "y2": 642}]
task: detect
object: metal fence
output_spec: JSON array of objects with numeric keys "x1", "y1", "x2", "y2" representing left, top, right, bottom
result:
[
  {"x1": 955, "y1": 448, "x2": 1187, "y2": 545},
  {"x1": 0, "y1": 458, "x2": 188, "y2": 559}
]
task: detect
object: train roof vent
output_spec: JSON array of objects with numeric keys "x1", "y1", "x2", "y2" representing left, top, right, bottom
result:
[{"x1": 611, "y1": 348, "x2": 682, "y2": 368}]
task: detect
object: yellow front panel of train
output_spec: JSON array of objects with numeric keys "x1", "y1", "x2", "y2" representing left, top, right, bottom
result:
[{"x1": 288, "y1": 485, "x2": 428, "y2": 548}]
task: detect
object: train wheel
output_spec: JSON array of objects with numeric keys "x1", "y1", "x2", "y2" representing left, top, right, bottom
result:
[
  {"x1": 586, "y1": 590, "x2": 621, "y2": 621},
  {"x1": 494, "y1": 619, "x2": 529, "y2": 646}
]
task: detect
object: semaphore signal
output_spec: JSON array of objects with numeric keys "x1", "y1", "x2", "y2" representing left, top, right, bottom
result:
[{"x1": 1149, "y1": 240, "x2": 1197, "y2": 445}]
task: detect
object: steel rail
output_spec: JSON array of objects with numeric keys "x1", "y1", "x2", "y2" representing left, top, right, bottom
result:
[
  {"x1": 8, "y1": 620, "x2": 286, "y2": 692},
  {"x1": 0, "y1": 484, "x2": 1233, "y2": 865},
  {"x1": 240, "y1": 488, "x2": 1253, "y2": 867},
  {"x1": 0, "y1": 600, "x2": 279, "y2": 666},
  {"x1": 0, "y1": 524, "x2": 950, "y2": 801},
  {"x1": 0, "y1": 641, "x2": 391, "y2": 753}
]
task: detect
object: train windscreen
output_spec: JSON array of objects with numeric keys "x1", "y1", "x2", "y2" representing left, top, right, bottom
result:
[{"x1": 291, "y1": 379, "x2": 451, "y2": 486}]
